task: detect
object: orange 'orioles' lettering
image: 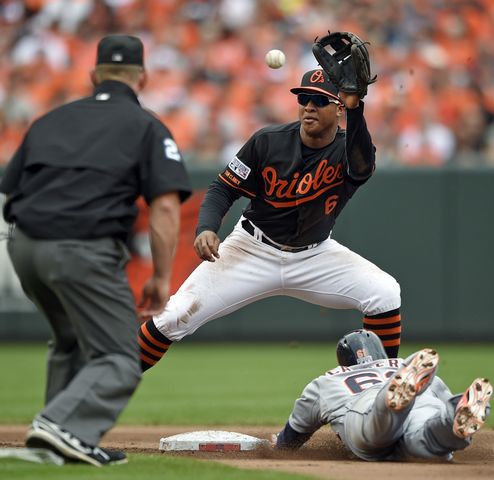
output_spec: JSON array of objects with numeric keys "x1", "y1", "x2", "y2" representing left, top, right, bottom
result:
[
  {"x1": 262, "y1": 170, "x2": 300, "y2": 198},
  {"x1": 261, "y1": 160, "x2": 343, "y2": 208}
]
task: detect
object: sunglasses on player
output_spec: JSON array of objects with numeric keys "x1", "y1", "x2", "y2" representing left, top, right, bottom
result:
[{"x1": 297, "y1": 93, "x2": 340, "y2": 108}]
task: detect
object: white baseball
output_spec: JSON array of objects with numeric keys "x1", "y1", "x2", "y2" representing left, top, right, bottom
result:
[{"x1": 265, "y1": 49, "x2": 285, "y2": 69}]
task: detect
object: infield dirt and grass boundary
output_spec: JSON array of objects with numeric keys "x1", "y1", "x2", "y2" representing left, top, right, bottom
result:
[{"x1": 1, "y1": 425, "x2": 493, "y2": 479}]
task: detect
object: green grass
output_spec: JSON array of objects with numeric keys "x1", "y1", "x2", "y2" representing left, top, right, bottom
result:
[
  {"x1": 1, "y1": 342, "x2": 493, "y2": 478},
  {"x1": 0, "y1": 454, "x2": 314, "y2": 480},
  {"x1": 1, "y1": 342, "x2": 493, "y2": 427}
]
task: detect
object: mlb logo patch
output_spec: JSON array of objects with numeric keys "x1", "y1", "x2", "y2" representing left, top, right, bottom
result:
[{"x1": 228, "y1": 157, "x2": 251, "y2": 180}]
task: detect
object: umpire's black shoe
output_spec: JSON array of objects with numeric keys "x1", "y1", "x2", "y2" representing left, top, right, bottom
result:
[{"x1": 25, "y1": 415, "x2": 127, "y2": 467}]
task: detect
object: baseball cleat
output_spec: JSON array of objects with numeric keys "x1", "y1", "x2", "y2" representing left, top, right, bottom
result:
[
  {"x1": 453, "y1": 378, "x2": 492, "y2": 439},
  {"x1": 26, "y1": 415, "x2": 127, "y2": 467},
  {"x1": 386, "y1": 348, "x2": 439, "y2": 411}
]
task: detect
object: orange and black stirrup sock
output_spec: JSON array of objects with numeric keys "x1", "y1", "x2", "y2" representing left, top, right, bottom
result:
[
  {"x1": 138, "y1": 319, "x2": 173, "y2": 371},
  {"x1": 363, "y1": 308, "x2": 401, "y2": 358}
]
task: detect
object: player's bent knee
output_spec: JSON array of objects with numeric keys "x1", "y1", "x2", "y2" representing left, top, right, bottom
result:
[
  {"x1": 155, "y1": 318, "x2": 198, "y2": 342},
  {"x1": 363, "y1": 275, "x2": 401, "y2": 315},
  {"x1": 153, "y1": 293, "x2": 206, "y2": 342},
  {"x1": 382, "y1": 276, "x2": 401, "y2": 305}
]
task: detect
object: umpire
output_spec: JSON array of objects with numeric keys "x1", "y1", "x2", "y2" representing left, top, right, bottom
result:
[{"x1": 0, "y1": 35, "x2": 191, "y2": 466}]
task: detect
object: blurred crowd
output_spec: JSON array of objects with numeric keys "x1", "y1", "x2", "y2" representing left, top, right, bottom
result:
[{"x1": 1, "y1": 0, "x2": 494, "y2": 169}]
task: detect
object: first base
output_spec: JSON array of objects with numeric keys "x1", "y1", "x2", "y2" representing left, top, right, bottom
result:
[{"x1": 159, "y1": 430, "x2": 269, "y2": 452}]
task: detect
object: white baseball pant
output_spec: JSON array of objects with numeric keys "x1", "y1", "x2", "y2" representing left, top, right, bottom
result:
[{"x1": 153, "y1": 217, "x2": 401, "y2": 341}]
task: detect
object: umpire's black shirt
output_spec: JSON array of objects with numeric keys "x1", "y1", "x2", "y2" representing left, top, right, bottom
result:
[{"x1": 0, "y1": 80, "x2": 192, "y2": 240}]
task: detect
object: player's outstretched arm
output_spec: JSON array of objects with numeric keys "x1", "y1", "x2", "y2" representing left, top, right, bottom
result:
[
  {"x1": 312, "y1": 31, "x2": 377, "y2": 180},
  {"x1": 344, "y1": 101, "x2": 375, "y2": 180},
  {"x1": 275, "y1": 421, "x2": 315, "y2": 449},
  {"x1": 275, "y1": 380, "x2": 325, "y2": 450},
  {"x1": 194, "y1": 230, "x2": 220, "y2": 262}
]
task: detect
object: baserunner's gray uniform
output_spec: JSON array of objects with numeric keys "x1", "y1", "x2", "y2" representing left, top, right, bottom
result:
[{"x1": 288, "y1": 356, "x2": 471, "y2": 461}]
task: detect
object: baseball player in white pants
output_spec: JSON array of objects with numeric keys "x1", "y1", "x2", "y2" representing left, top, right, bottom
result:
[
  {"x1": 151, "y1": 217, "x2": 398, "y2": 339},
  {"x1": 138, "y1": 69, "x2": 402, "y2": 370},
  {"x1": 138, "y1": 215, "x2": 400, "y2": 370},
  {"x1": 275, "y1": 330, "x2": 492, "y2": 461}
]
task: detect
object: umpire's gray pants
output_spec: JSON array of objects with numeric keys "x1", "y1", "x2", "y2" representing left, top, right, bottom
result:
[{"x1": 8, "y1": 228, "x2": 141, "y2": 446}]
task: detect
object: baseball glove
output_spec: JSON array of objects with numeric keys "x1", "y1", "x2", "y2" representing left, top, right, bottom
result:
[{"x1": 312, "y1": 31, "x2": 377, "y2": 98}]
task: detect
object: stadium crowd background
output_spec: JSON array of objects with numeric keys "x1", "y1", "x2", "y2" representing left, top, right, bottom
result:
[{"x1": 1, "y1": 0, "x2": 494, "y2": 169}]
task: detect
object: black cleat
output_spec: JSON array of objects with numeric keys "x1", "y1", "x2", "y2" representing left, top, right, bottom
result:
[{"x1": 25, "y1": 415, "x2": 127, "y2": 467}]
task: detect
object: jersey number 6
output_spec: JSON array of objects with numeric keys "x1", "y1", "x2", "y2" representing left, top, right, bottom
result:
[{"x1": 325, "y1": 195, "x2": 338, "y2": 215}]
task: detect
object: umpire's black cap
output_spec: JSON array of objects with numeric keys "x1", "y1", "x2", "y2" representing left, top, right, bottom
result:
[
  {"x1": 290, "y1": 69, "x2": 341, "y2": 102},
  {"x1": 96, "y1": 35, "x2": 144, "y2": 66}
]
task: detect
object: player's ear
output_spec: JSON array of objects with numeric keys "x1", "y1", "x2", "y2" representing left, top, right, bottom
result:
[{"x1": 336, "y1": 103, "x2": 344, "y2": 117}]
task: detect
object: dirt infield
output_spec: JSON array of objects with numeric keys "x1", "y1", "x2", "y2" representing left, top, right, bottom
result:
[{"x1": 1, "y1": 425, "x2": 493, "y2": 479}]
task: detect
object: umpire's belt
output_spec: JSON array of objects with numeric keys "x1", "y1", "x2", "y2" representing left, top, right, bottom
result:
[{"x1": 241, "y1": 219, "x2": 319, "y2": 253}]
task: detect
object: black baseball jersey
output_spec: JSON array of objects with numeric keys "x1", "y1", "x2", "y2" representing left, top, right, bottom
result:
[
  {"x1": 197, "y1": 103, "x2": 375, "y2": 247},
  {"x1": 0, "y1": 80, "x2": 192, "y2": 240}
]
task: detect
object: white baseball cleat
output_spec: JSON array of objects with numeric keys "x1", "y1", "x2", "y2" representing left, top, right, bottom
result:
[
  {"x1": 453, "y1": 378, "x2": 492, "y2": 438},
  {"x1": 386, "y1": 348, "x2": 439, "y2": 411}
]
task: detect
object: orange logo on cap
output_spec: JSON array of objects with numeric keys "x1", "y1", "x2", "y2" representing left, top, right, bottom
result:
[{"x1": 310, "y1": 70, "x2": 325, "y2": 83}]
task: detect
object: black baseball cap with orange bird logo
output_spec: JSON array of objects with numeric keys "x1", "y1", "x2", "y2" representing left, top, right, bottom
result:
[{"x1": 290, "y1": 69, "x2": 341, "y2": 103}]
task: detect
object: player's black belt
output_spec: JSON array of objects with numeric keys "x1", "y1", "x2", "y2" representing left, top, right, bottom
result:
[{"x1": 241, "y1": 219, "x2": 319, "y2": 253}]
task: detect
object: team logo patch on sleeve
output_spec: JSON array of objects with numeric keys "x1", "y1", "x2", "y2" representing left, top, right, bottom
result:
[{"x1": 228, "y1": 156, "x2": 251, "y2": 180}]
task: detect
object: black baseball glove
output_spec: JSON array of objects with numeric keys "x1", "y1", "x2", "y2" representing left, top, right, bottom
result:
[{"x1": 312, "y1": 31, "x2": 377, "y2": 98}]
